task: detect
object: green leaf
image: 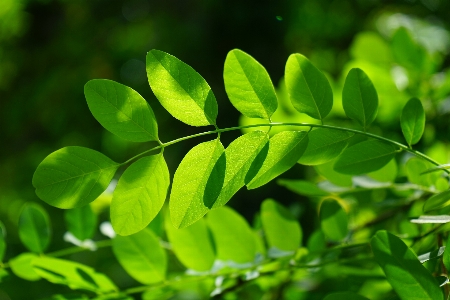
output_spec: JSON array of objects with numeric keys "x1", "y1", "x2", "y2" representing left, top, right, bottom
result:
[
  {"x1": 18, "y1": 203, "x2": 51, "y2": 253},
  {"x1": 165, "y1": 213, "x2": 215, "y2": 271},
  {"x1": 315, "y1": 159, "x2": 353, "y2": 187},
  {"x1": 406, "y1": 157, "x2": 439, "y2": 187},
  {"x1": 421, "y1": 163, "x2": 450, "y2": 175},
  {"x1": 392, "y1": 27, "x2": 426, "y2": 71},
  {"x1": 298, "y1": 128, "x2": 353, "y2": 166},
  {"x1": 285, "y1": 53, "x2": 333, "y2": 120},
  {"x1": 443, "y1": 239, "x2": 450, "y2": 271},
  {"x1": 334, "y1": 140, "x2": 397, "y2": 175},
  {"x1": 33, "y1": 147, "x2": 119, "y2": 209},
  {"x1": 112, "y1": 228, "x2": 166, "y2": 284},
  {"x1": 371, "y1": 230, "x2": 443, "y2": 300},
  {"x1": 32, "y1": 256, "x2": 117, "y2": 293},
  {"x1": 247, "y1": 131, "x2": 308, "y2": 189},
  {"x1": 0, "y1": 221, "x2": 5, "y2": 261},
  {"x1": 146, "y1": 49, "x2": 218, "y2": 126},
  {"x1": 207, "y1": 206, "x2": 256, "y2": 264},
  {"x1": 320, "y1": 199, "x2": 348, "y2": 241},
  {"x1": 367, "y1": 158, "x2": 398, "y2": 183},
  {"x1": 277, "y1": 179, "x2": 329, "y2": 197},
  {"x1": 324, "y1": 292, "x2": 369, "y2": 300},
  {"x1": 10, "y1": 253, "x2": 41, "y2": 281},
  {"x1": 111, "y1": 154, "x2": 170, "y2": 236},
  {"x1": 342, "y1": 68, "x2": 378, "y2": 131},
  {"x1": 169, "y1": 139, "x2": 224, "y2": 229},
  {"x1": 64, "y1": 205, "x2": 97, "y2": 241},
  {"x1": 223, "y1": 49, "x2": 278, "y2": 119},
  {"x1": 418, "y1": 246, "x2": 445, "y2": 263},
  {"x1": 84, "y1": 79, "x2": 158, "y2": 142},
  {"x1": 261, "y1": 199, "x2": 302, "y2": 252},
  {"x1": 401, "y1": 98, "x2": 425, "y2": 147},
  {"x1": 423, "y1": 190, "x2": 450, "y2": 213}
]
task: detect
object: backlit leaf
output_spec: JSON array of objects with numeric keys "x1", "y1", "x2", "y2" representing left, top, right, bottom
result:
[
  {"x1": 315, "y1": 159, "x2": 353, "y2": 187},
  {"x1": 334, "y1": 140, "x2": 397, "y2": 175},
  {"x1": 367, "y1": 158, "x2": 398, "y2": 183},
  {"x1": 371, "y1": 230, "x2": 443, "y2": 300},
  {"x1": 112, "y1": 228, "x2": 166, "y2": 284},
  {"x1": 146, "y1": 49, "x2": 218, "y2": 126},
  {"x1": 342, "y1": 68, "x2": 378, "y2": 131},
  {"x1": 84, "y1": 79, "x2": 158, "y2": 142},
  {"x1": 10, "y1": 253, "x2": 40, "y2": 281},
  {"x1": 285, "y1": 54, "x2": 333, "y2": 120},
  {"x1": 320, "y1": 199, "x2": 348, "y2": 241},
  {"x1": 111, "y1": 154, "x2": 170, "y2": 235},
  {"x1": 277, "y1": 179, "x2": 329, "y2": 197},
  {"x1": 401, "y1": 98, "x2": 425, "y2": 147},
  {"x1": 33, "y1": 147, "x2": 119, "y2": 209},
  {"x1": 406, "y1": 157, "x2": 439, "y2": 187},
  {"x1": 64, "y1": 205, "x2": 97, "y2": 241},
  {"x1": 247, "y1": 131, "x2": 308, "y2": 189},
  {"x1": 421, "y1": 163, "x2": 450, "y2": 175},
  {"x1": 392, "y1": 27, "x2": 426, "y2": 71},
  {"x1": 423, "y1": 190, "x2": 450, "y2": 213},
  {"x1": 224, "y1": 49, "x2": 278, "y2": 119},
  {"x1": 18, "y1": 203, "x2": 51, "y2": 253}
]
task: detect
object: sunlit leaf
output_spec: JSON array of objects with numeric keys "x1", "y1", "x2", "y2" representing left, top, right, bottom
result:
[
  {"x1": 421, "y1": 163, "x2": 450, "y2": 175},
  {"x1": 315, "y1": 159, "x2": 353, "y2": 187},
  {"x1": 18, "y1": 203, "x2": 51, "y2": 253},
  {"x1": 401, "y1": 98, "x2": 425, "y2": 147},
  {"x1": 423, "y1": 190, "x2": 450, "y2": 213},
  {"x1": 84, "y1": 79, "x2": 158, "y2": 142},
  {"x1": 111, "y1": 154, "x2": 170, "y2": 235},
  {"x1": 298, "y1": 128, "x2": 353, "y2": 165},
  {"x1": 334, "y1": 140, "x2": 397, "y2": 175},
  {"x1": 64, "y1": 205, "x2": 97, "y2": 241},
  {"x1": 146, "y1": 49, "x2": 218, "y2": 126},
  {"x1": 169, "y1": 139, "x2": 224, "y2": 229},
  {"x1": 277, "y1": 179, "x2": 329, "y2": 197},
  {"x1": 224, "y1": 49, "x2": 278, "y2": 119},
  {"x1": 320, "y1": 199, "x2": 348, "y2": 241},
  {"x1": 10, "y1": 253, "x2": 40, "y2": 281},
  {"x1": 410, "y1": 215, "x2": 450, "y2": 224},
  {"x1": 324, "y1": 292, "x2": 369, "y2": 300},
  {"x1": 406, "y1": 157, "x2": 439, "y2": 187},
  {"x1": 247, "y1": 131, "x2": 308, "y2": 189},
  {"x1": 112, "y1": 228, "x2": 166, "y2": 284},
  {"x1": 342, "y1": 68, "x2": 378, "y2": 131},
  {"x1": 285, "y1": 53, "x2": 333, "y2": 120},
  {"x1": 371, "y1": 230, "x2": 443, "y2": 300},
  {"x1": 33, "y1": 147, "x2": 119, "y2": 209},
  {"x1": 367, "y1": 158, "x2": 398, "y2": 183}
]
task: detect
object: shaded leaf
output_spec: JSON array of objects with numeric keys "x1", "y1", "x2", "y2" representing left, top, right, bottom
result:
[
  {"x1": 111, "y1": 154, "x2": 170, "y2": 235},
  {"x1": 18, "y1": 203, "x2": 51, "y2": 253},
  {"x1": 392, "y1": 27, "x2": 426, "y2": 71},
  {"x1": 324, "y1": 292, "x2": 369, "y2": 300},
  {"x1": 277, "y1": 179, "x2": 329, "y2": 197},
  {"x1": 84, "y1": 79, "x2": 158, "y2": 142},
  {"x1": 367, "y1": 158, "x2": 398, "y2": 183},
  {"x1": 10, "y1": 253, "x2": 41, "y2": 281},
  {"x1": 401, "y1": 98, "x2": 425, "y2": 147},
  {"x1": 146, "y1": 49, "x2": 217, "y2": 126},
  {"x1": 423, "y1": 190, "x2": 450, "y2": 213},
  {"x1": 0, "y1": 221, "x2": 5, "y2": 261},
  {"x1": 418, "y1": 246, "x2": 445, "y2": 263},
  {"x1": 224, "y1": 49, "x2": 278, "y2": 119},
  {"x1": 33, "y1": 147, "x2": 119, "y2": 209},
  {"x1": 320, "y1": 199, "x2": 348, "y2": 241},
  {"x1": 315, "y1": 159, "x2": 353, "y2": 187},
  {"x1": 65, "y1": 205, "x2": 97, "y2": 241},
  {"x1": 285, "y1": 53, "x2": 333, "y2": 120},
  {"x1": 443, "y1": 238, "x2": 450, "y2": 271}
]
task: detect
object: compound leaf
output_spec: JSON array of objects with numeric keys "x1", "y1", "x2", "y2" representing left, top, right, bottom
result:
[
  {"x1": 285, "y1": 54, "x2": 333, "y2": 120},
  {"x1": 401, "y1": 98, "x2": 425, "y2": 147},
  {"x1": 224, "y1": 49, "x2": 278, "y2": 119},
  {"x1": 33, "y1": 147, "x2": 119, "y2": 209},
  {"x1": 320, "y1": 199, "x2": 348, "y2": 241},
  {"x1": 84, "y1": 79, "x2": 158, "y2": 142},
  {"x1": 371, "y1": 230, "x2": 443, "y2": 300},
  {"x1": 18, "y1": 203, "x2": 51, "y2": 253},
  {"x1": 146, "y1": 49, "x2": 218, "y2": 126},
  {"x1": 112, "y1": 228, "x2": 166, "y2": 284},
  {"x1": 111, "y1": 154, "x2": 170, "y2": 236},
  {"x1": 64, "y1": 205, "x2": 97, "y2": 241},
  {"x1": 342, "y1": 68, "x2": 378, "y2": 131}
]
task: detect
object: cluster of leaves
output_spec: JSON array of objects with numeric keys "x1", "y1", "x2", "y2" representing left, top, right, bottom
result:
[{"x1": 2, "y1": 43, "x2": 450, "y2": 299}]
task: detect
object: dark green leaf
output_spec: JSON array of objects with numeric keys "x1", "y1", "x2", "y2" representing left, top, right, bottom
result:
[
  {"x1": 224, "y1": 49, "x2": 278, "y2": 119},
  {"x1": 33, "y1": 147, "x2": 119, "y2": 209},
  {"x1": 342, "y1": 68, "x2": 378, "y2": 131},
  {"x1": 371, "y1": 230, "x2": 443, "y2": 300},
  {"x1": 84, "y1": 79, "x2": 158, "y2": 142},
  {"x1": 320, "y1": 199, "x2": 348, "y2": 241},
  {"x1": 0, "y1": 221, "x2": 5, "y2": 261},
  {"x1": 285, "y1": 53, "x2": 333, "y2": 120},
  {"x1": 324, "y1": 292, "x2": 369, "y2": 300},
  {"x1": 18, "y1": 203, "x2": 51, "y2": 253},
  {"x1": 423, "y1": 190, "x2": 450, "y2": 213},
  {"x1": 10, "y1": 252, "x2": 41, "y2": 281},
  {"x1": 401, "y1": 98, "x2": 425, "y2": 147},
  {"x1": 334, "y1": 140, "x2": 397, "y2": 175},
  {"x1": 146, "y1": 49, "x2": 218, "y2": 126},
  {"x1": 443, "y1": 238, "x2": 450, "y2": 271},
  {"x1": 64, "y1": 205, "x2": 97, "y2": 241},
  {"x1": 111, "y1": 154, "x2": 170, "y2": 235},
  {"x1": 277, "y1": 179, "x2": 329, "y2": 197}
]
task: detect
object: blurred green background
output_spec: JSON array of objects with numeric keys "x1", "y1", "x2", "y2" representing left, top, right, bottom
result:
[{"x1": 1, "y1": 0, "x2": 450, "y2": 298}]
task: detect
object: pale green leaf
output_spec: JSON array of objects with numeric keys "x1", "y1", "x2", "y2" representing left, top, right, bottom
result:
[
  {"x1": 224, "y1": 49, "x2": 278, "y2": 119},
  {"x1": 342, "y1": 68, "x2": 378, "y2": 131},
  {"x1": 371, "y1": 230, "x2": 443, "y2": 300},
  {"x1": 165, "y1": 212, "x2": 215, "y2": 271},
  {"x1": 169, "y1": 139, "x2": 224, "y2": 229},
  {"x1": 401, "y1": 98, "x2": 425, "y2": 147},
  {"x1": 207, "y1": 206, "x2": 256, "y2": 264},
  {"x1": 334, "y1": 140, "x2": 397, "y2": 175},
  {"x1": 277, "y1": 179, "x2": 329, "y2": 197},
  {"x1": 84, "y1": 79, "x2": 158, "y2": 142},
  {"x1": 392, "y1": 27, "x2": 426, "y2": 71},
  {"x1": 421, "y1": 163, "x2": 450, "y2": 175},
  {"x1": 10, "y1": 253, "x2": 41, "y2": 281},
  {"x1": 33, "y1": 147, "x2": 119, "y2": 209},
  {"x1": 320, "y1": 199, "x2": 348, "y2": 241},
  {"x1": 146, "y1": 49, "x2": 217, "y2": 126},
  {"x1": 247, "y1": 131, "x2": 308, "y2": 189},
  {"x1": 64, "y1": 205, "x2": 97, "y2": 241},
  {"x1": 33, "y1": 256, "x2": 117, "y2": 293},
  {"x1": 423, "y1": 190, "x2": 450, "y2": 213},
  {"x1": 285, "y1": 53, "x2": 333, "y2": 120},
  {"x1": 368, "y1": 158, "x2": 398, "y2": 183},
  {"x1": 18, "y1": 203, "x2": 51, "y2": 253},
  {"x1": 406, "y1": 157, "x2": 439, "y2": 187},
  {"x1": 324, "y1": 292, "x2": 369, "y2": 300},
  {"x1": 111, "y1": 154, "x2": 170, "y2": 235},
  {"x1": 261, "y1": 199, "x2": 302, "y2": 252},
  {"x1": 112, "y1": 228, "x2": 166, "y2": 284},
  {"x1": 298, "y1": 128, "x2": 353, "y2": 166},
  {"x1": 315, "y1": 159, "x2": 353, "y2": 187}
]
